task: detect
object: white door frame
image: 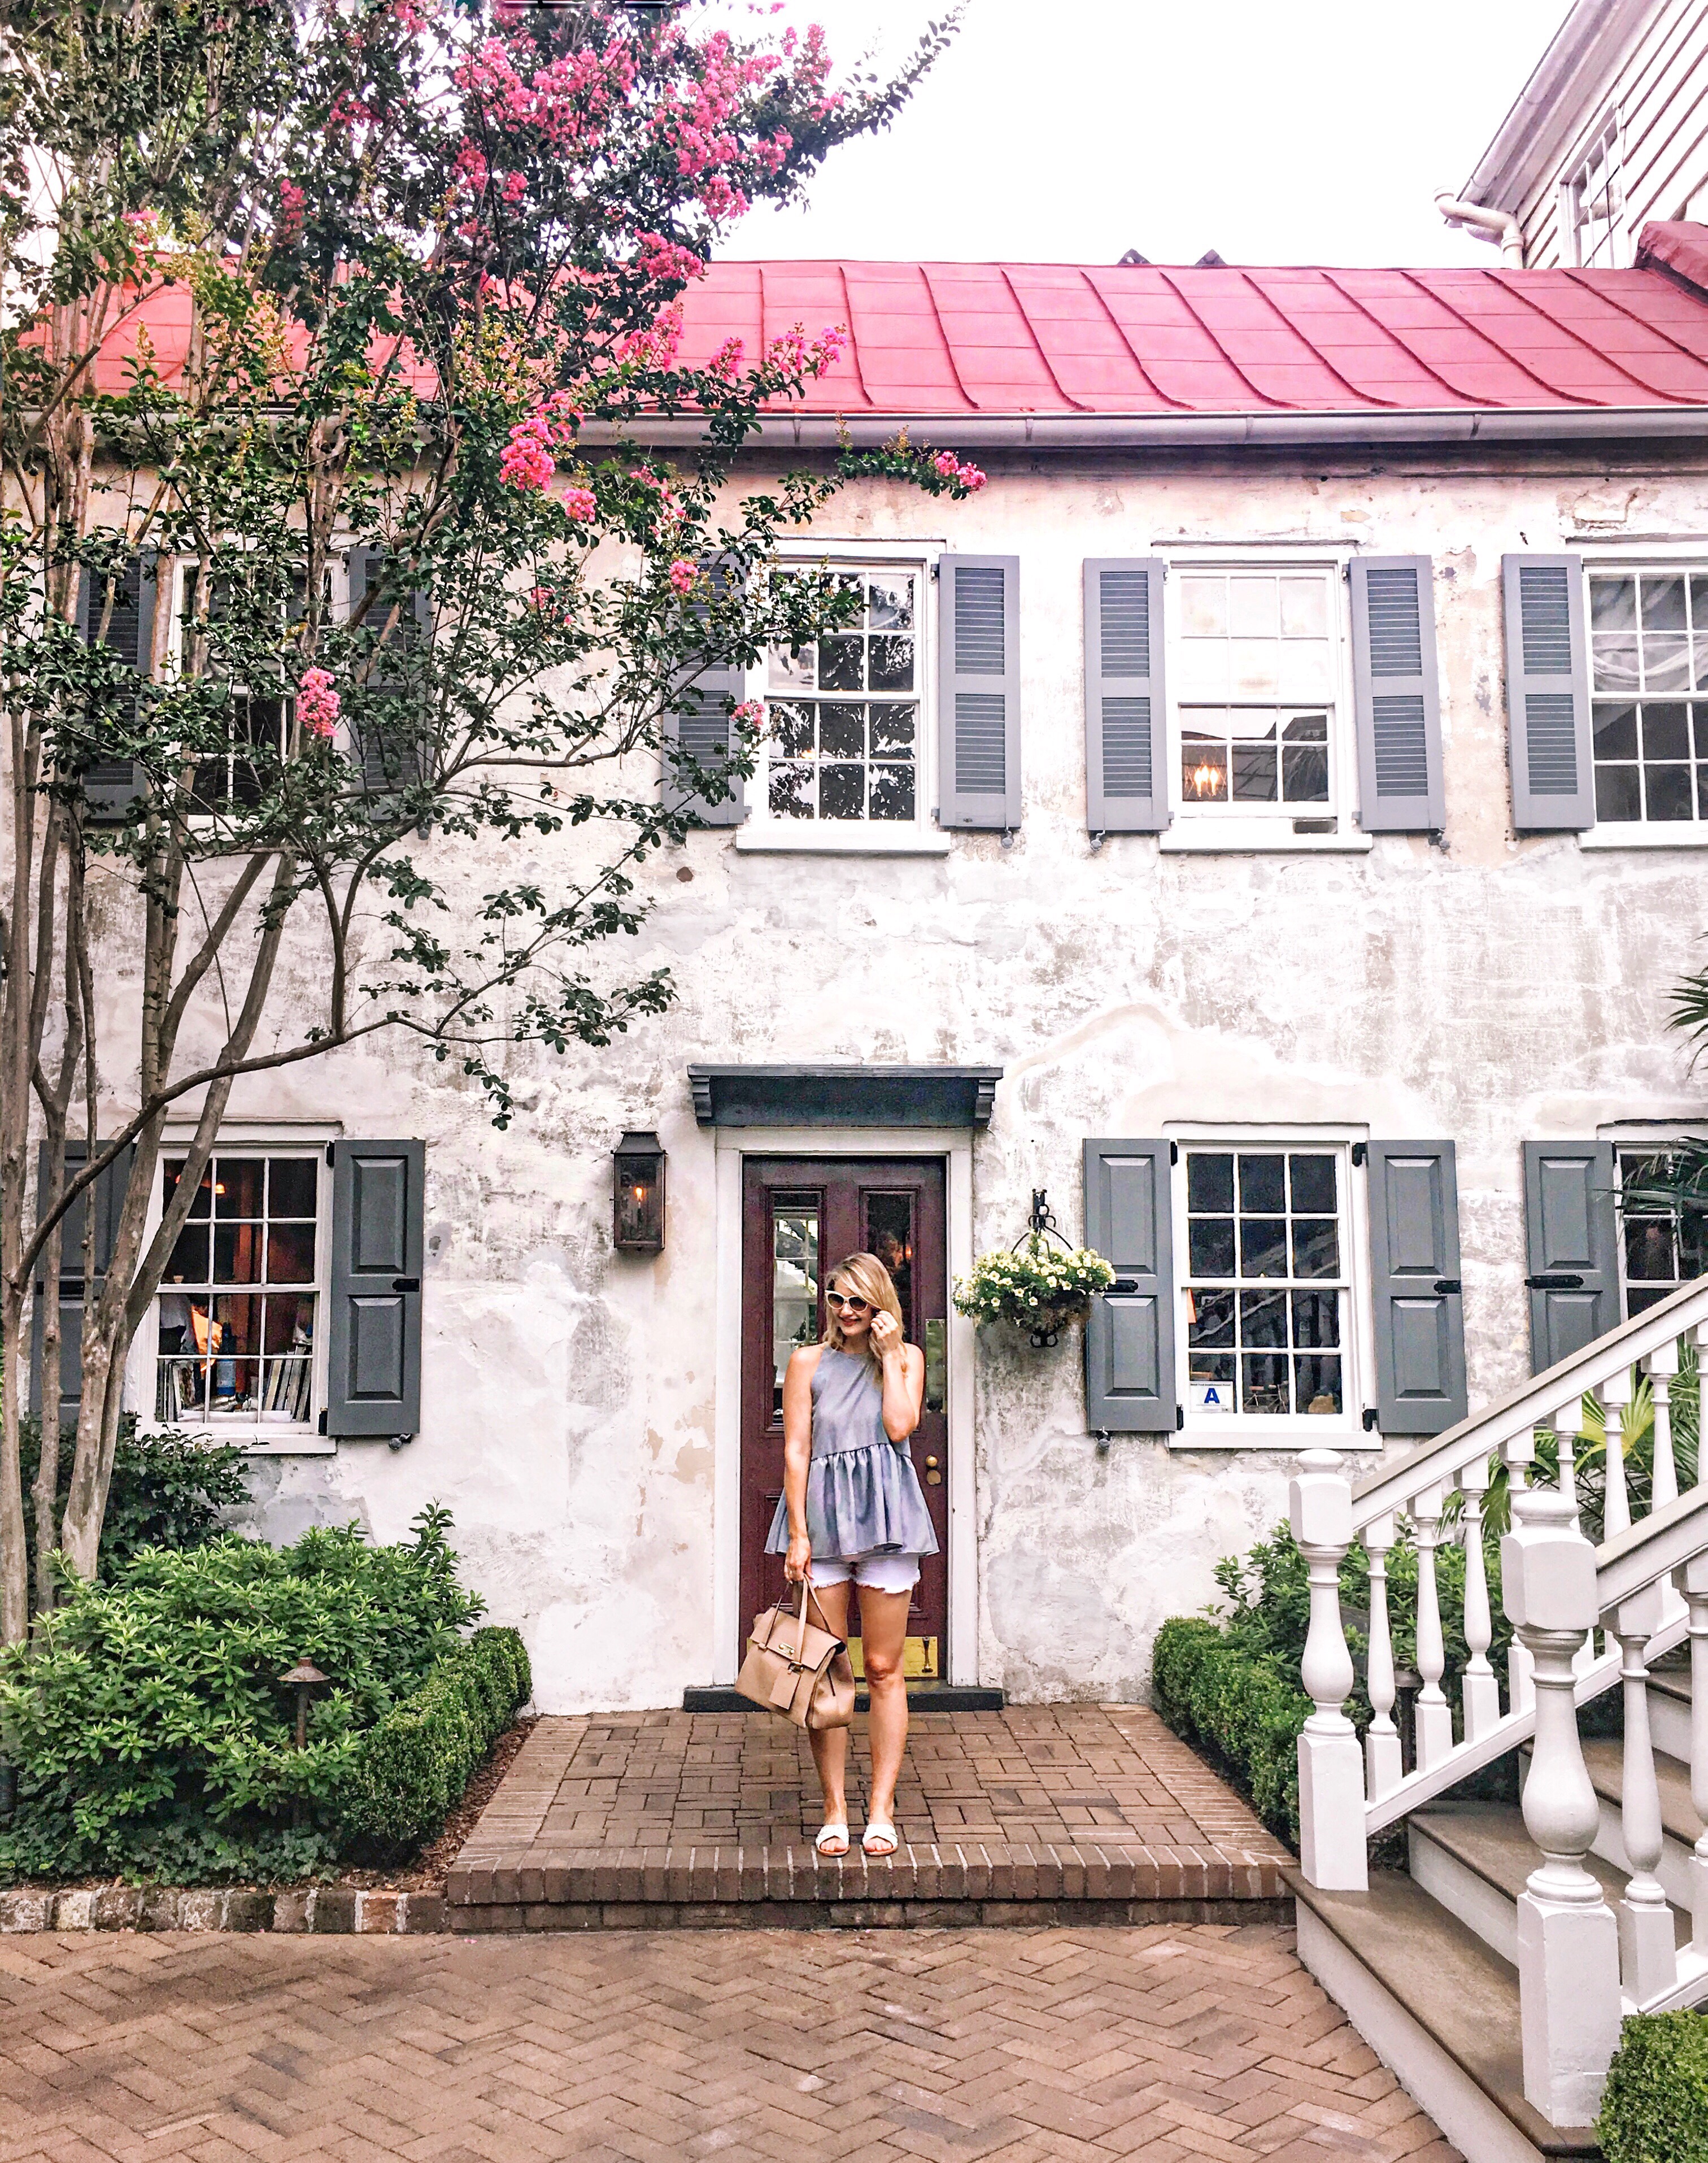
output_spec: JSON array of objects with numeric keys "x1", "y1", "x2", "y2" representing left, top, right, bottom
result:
[{"x1": 712, "y1": 1126, "x2": 977, "y2": 1686}]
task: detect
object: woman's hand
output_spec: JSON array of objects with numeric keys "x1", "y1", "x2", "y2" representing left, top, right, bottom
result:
[
  {"x1": 785, "y1": 1531, "x2": 812, "y2": 1583},
  {"x1": 870, "y1": 1309, "x2": 904, "y2": 1361}
]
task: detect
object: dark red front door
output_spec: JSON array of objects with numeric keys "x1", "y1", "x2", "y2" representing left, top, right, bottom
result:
[{"x1": 740, "y1": 1157, "x2": 949, "y2": 1676}]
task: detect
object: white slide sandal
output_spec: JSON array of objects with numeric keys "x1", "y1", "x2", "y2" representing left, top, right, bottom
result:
[{"x1": 862, "y1": 1820, "x2": 898, "y2": 1858}]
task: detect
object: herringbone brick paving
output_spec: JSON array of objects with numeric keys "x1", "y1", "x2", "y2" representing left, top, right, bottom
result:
[
  {"x1": 0, "y1": 1924, "x2": 1458, "y2": 2162},
  {"x1": 449, "y1": 1707, "x2": 1289, "y2": 1916}
]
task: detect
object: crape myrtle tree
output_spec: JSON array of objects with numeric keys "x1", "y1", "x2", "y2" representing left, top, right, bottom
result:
[{"x1": 0, "y1": 0, "x2": 983, "y2": 1638}]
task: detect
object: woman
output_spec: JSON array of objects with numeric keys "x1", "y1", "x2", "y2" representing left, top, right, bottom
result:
[{"x1": 766, "y1": 1251, "x2": 935, "y2": 1859}]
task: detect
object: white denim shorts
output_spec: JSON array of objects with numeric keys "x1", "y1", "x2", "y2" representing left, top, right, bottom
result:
[{"x1": 809, "y1": 1552, "x2": 921, "y2": 1595}]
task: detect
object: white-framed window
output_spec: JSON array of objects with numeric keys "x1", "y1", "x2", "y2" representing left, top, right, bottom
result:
[
  {"x1": 1166, "y1": 559, "x2": 1361, "y2": 848},
  {"x1": 149, "y1": 1144, "x2": 327, "y2": 1446},
  {"x1": 1587, "y1": 566, "x2": 1708, "y2": 829},
  {"x1": 738, "y1": 545, "x2": 947, "y2": 854},
  {"x1": 1614, "y1": 1142, "x2": 1708, "y2": 1317},
  {"x1": 1172, "y1": 1134, "x2": 1364, "y2": 1440},
  {"x1": 1565, "y1": 110, "x2": 1626, "y2": 269}
]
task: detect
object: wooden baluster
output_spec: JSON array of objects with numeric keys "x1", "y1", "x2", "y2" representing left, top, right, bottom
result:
[
  {"x1": 1601, "y1": 1366, "x2": 1633, "y2": 1537},
  {"x1": 1683, "y1": 1552, "x2": 1708, "y2": 1955},
  {"x1": 1612, "y1": 1586, "x2": 1677, "y2": 2004},
  {"x1": 1505, "y1": 1433, "x2": 1539, "y2": 1716},
  {"x1": 1645, "y1": 1342, "x2": 1680, "y2": 1509},
  {"x1": 1503, "y1": 1486, "x2": 1622, "y2": 2127},
  {"x1": 1695, "y1": 1324, "x2": 1708, "y2": 1491},
  {"x1": 1458, "y1": 1457, "x2": 1501, "y2": 1739},
  {"x1": 1363, "y1": 1513, "x2": 1402, "y2": 1800},
  {"x1": 1553, "y1": 1394, "x2": 1582, "y2": 1528},
  {"x1": 1410, "y1": 1486, "x2": 1453, "y2": 1769},
  {"x1": 1289, "y1": 1449, "x2": 1367, "y2": 1891}
]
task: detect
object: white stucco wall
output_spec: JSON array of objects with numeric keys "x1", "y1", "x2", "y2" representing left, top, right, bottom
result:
[{"x1": 90, "y1": 447, "x2": 1708, "y2": 1712}]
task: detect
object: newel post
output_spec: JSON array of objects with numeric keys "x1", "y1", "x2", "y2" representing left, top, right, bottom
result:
[
  {"x1": 1290, "y1": 1447, "x2": 1367, "y2": 1892},
  {"x1": 1503, "y1": 1487, "x2": 1621, "y2": 2127}
]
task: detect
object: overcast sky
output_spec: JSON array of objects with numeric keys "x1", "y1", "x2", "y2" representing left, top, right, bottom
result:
[{"x1": 726, "y1": 0, "x2": 1571, "y2": 268}]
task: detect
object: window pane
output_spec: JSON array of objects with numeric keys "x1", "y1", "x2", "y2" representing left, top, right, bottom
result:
[
  {"x1": 819, "y1": 764, "x2": 863, "y2": 820},
  {"x1": 1644, "y1": 764, "x2": 1693, "y2": 821},
  {"x1": 1239, "y1": 1217, "x2": 1288, "y2": 1277},
  {"x1": 1188, "y1": 1288, "x2": 1236, "y2": 1346},
  {"x1": 869, "y1": 636, "x2": 914, "y2": 691},
  {"x1": 269, "y1": 1160, "x2": 317, "y2": 1217},
  {"x1": 1230, "y1": 738, "x2": 1277, "y2": 802},
  {"x1": 1624, "y1": 1217, "x2": 1676, "y2": 1282},
  {"x1": 818, "y1": 702, "x2": 863, "y2": 759},
  {"x1": 213, "y1": 1159, "x2": 264, "y2": 1217},
  {"x1": 1296, "y1": 1356, "x2": 1342, "y2": 1413},
  {"x1": 213, "y1": 1224, "x2": 265, "y2": 1283},
  {"x1": 1593, "y1": 636, "x2": 1639, "y2": 692},
  {"x1": 869, "y1": 763, "x2": 916, "y2": 821},
  {"x1": 164, "y1": 1221, "x2": 211, "y2": 1285},
  {"x1": 1189, "y1": 1218, "x2": 1236, "y2": 1277},
  {"x1": 1282, "y1": 743, "x2": 1330, "y2": 802},
  {"x1": 1642, "y1": 576, "x2": 1687, "y2": 630},
  {"x1": 1644, "y1": 637, "x2": 1690, "y2": 694},
  {"x1": 1241, "y1": 1353, "x2": 1289, "y2": 1416},
  {"x1": 818, "y1": 637, "x2": 864, "y2": 692},
  {"x1": 1591, "y1": 577, "x2": 1636, "y2": 631},
  {"x1": 1240, "y1": 1290, "x2": 1288, "y2": 1346},
  {"x1": 164, "y1": 1159, "x2": 212, "y2": 1219},
  {"x1": 1179, "y1": 576, "x2": 1226, "y2": 637},
  {"x1": 770, "y1": 761, "x2": 813, "y2": 817},
  {"x1": 769, "y1": 641, "x2": 815, "y2": 690},
  {"x1": 772, "y1": 1205, "x2": 818, "y2": 1416},
  {"x1": 1188, "y1": 1153, "x2": 1234, "y2": 1212},
  {"x1": 1289, "y1": 1155, "x2": 1337, "y2": 1212},
  {"x1": 1280, "y1": 579, "x2": 1326, "y2": 638},
  {"x1": 865, "y1": 1193, "x2": 914, "y2": 1323},
  {"x1": 1593, "y1": 703, "x2": 1638, "y2": 759},
  {"x1": 1229, "y1": 578, "x2": 1278, "y2": 638},
  {"x1": 1229, "y1": 639, "x2": 1281, "y2": 700},
  {"x1": 1238, "y1": 1155, "x2": 1286, "y2": 1213},
  {"x1": 772, "y1": 701, "x2": 813, "y2": 758},
  {"x1": 1291, "y1": 1290, "x2": 1340, "y2": 1347},
  {"x1": 1182, "y1": 736, "x2": 1227, "y2": 800},
  {"x1": 1596, "y1": 764, "x2": 1641, "y2": 821},
  {"x1": 266, "y1": 1222, "x2": 315, "y2": 1285},
  {"x1": 868, "y1": 577, "x2": 914, "y2": 632},
  {"x1": 871, "y1": 703, "x2": 916, "y2": 755}
]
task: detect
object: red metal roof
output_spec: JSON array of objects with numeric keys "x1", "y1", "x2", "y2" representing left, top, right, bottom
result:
[{"x1": 677, "y1": 255, "x2": 1708, "y2": 417}]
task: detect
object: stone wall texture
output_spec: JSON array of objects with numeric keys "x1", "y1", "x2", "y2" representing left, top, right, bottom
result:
[{"x1": 91, "y1": 447, "x2": 1708, "y2": 1712}]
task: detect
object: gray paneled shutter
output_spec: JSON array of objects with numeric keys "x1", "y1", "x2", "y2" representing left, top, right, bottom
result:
[
  {"x1": 1502, "y1": 554, "x2": 1593, "y2": 831},
  {"x1": 352, "y1": 545, "x2": 430, "y2": 797},
  {"x1": 1349, "y1": 557, "x2": 1444, "y2": 833},
  {"x1": 77, "y1": 556, "x2": 154, "y2": 819},
  {"x1": 1522, "y1": 1140, "x2": 1618, "y2": 1374},
  {"x1": 939, "y1": 554, "x2": 1021, "y2": 830},
  {"x1": 325, "y1": 1140, "x2": 425, "y2": 1438},
  {"x1": 662, "y1": 559, "x2": 746, "y2": 827},
  {"x1": 1083, "y1": 1138, "x2": 1177, "y2": 1432},
  {"x1": 1084, "y1": 558, "x2": 1167, "y2": 834},
  {"x1": 28, "y1": 1142, "x2": 137, "y2": 1424},
  {"x1": 1365, "y1": 1141, "x2": 1467, "y2": 1437}
]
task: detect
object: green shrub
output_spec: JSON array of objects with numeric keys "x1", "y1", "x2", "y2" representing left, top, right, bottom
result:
[
  {"x1": 20, "y1": 1416, "x2": 250, "y2": 1581},
  {"x1": 1598, "y1": 2012, "x2": 1708, "y2": 2163},
  {"x1": 0, "y1": 1504, "x2": 489, "y2": 1885},
  {"x1": 345, "y1": 1626, "x2": 531, "y2": 1860},
  {"x1": 1153, "y1": 1615, "x2": 1309, "y2": 1845}
]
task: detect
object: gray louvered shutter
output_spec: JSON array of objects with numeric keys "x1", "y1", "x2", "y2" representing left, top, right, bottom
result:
[
  {"x1": 77, "y1": 558, "x2": 152, "y2": 819},
  {"x1": 939, "y1": 555, "x2": 1021, "y2": 830},
  {"x1": 1366, "y1": 1142, "x2": 1467, "y2": 1436},
  {"x1": 325, "y1": 1141, "x2": 424, "y2": 1438},
  {"x1": 1503, "y1": 554, "x2": 1593, "y2": 831},
  {"x1": 1350, "y1": 557, "x2": 1444, "y2": 833},
  {"x1": 1084, "y1": 559, "x2": 1168, "y2": 834},
  {"x1": 1083, "y1": 1138, "x2": 1177, "y2": 1433},
  {"x1": 352, "y1": 546, "x2": 429, "y2": 797},
  {"x1": 29, "y1": 1142, "x2": 137, "y2": 1424},
  {"x1": 1523, "y1": 1140, "x2": 1618, "y2": 1374},
  {"x1": 662, "y1": 560, "x2": 746, "y2": 828}
]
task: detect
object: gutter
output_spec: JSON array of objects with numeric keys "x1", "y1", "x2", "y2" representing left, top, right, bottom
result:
[
  {"x1": 1433, "y1": 192, "x2": 1525, "y2": 266},
  {"x1": 586, "y1": 406, "x2": 1708, "y2": 452}
]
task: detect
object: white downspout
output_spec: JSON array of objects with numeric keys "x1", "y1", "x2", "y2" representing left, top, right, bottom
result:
[{"x1": 1434, "y1": 191, "x2": 1525, "y2": 267}]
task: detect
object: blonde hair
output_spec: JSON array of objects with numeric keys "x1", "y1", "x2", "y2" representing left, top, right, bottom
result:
[{"x1": 822, "y1": 1251, "x2": 905, "y2": 1368}]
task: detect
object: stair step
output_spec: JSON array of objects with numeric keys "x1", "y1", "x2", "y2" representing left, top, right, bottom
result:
[
  {"x1": 1650, "y1": 1666, "x2": 1693, "y2": 1760},
  {"x1": 1410, "y1": 1803, "x2": 1672, "y2": 1968},
  {"x1": 1288, "y1": 1866, "x2": 1600, "y2": 2161}
]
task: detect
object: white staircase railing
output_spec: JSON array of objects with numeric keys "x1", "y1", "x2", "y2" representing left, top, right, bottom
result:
[{"x1": 1291, "y1": 1270, "x2": 1708, "y2": 2130}]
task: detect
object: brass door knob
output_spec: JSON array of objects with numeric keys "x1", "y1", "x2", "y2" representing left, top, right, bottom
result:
[{"x1": 924, "y1": 1454, "x2": 942, "y2": 1486}]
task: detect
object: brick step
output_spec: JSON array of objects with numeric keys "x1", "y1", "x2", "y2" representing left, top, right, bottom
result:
[{"x1": 443, "y1": 1838, "x2": 1290, "y2": 1930}]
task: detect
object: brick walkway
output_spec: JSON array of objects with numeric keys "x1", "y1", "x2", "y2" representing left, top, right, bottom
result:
[
  {"x1": 0, "y1": 1924, "x2": 1458, "y2": 2161},
  {"x1": 449, "y1": 1707, "x2": 1291, "y2": 1923}
]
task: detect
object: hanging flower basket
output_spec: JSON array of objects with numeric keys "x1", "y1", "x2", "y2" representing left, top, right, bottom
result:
[{"x1": 953, "y1": 1226, "x2": 1115, "y2": 1348}]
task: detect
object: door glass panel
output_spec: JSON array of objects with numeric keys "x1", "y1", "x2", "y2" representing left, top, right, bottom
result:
[
  {"x1": 865, "y1": 1193, "x2": 914, "y2": 1330},
  {"x1": 772, "y1": 1197, "x2": 819, "y2": 1421}
]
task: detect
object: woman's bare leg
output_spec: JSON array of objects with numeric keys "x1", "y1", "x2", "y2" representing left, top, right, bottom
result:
[
  {"x1": 855, "y1": 1583, "x2": 912, "y2": 1826},
  {"x1": 804, "y1": 1577, "x2": 852, "y2": 1825}
]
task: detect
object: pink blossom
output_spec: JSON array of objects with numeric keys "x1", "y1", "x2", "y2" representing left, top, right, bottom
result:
[
  {"x1": 297, "y1": 668, "x2": 340, "y2": 739},
  {"x1": 932, "y1": 451, "x2": 987, "y2": 493},
  {"x1": 637, "y1": 232, "x2": 707, "y2": 284},
  {"x1": 500, "y1": 170, "x2": 528, "y2": 206},
  {"x1": 562, "y1": 486, "x2": 596, "y2": 522},
  {"x1": 500, "y1": 416, "x2": 556, "y2": 491},
  {"x1": 668, "y1": 560, "x2": 698, "y2": 595},
  {"x1": 276, "y1": 179, "x2": 305, "y2": 244},
  {"x1": 731, "y1": 698, "x2": 766, "y2": 732}
]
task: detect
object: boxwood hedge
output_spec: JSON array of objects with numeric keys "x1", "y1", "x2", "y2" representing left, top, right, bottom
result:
[{"x1": 1598, "y1": 2012, "x2": 1708, "y2": 2163}]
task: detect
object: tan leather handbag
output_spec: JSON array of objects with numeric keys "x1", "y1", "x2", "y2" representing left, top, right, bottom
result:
[{"x1": 736, "y1": 1579, "x2": 856, "y2": 1730}]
